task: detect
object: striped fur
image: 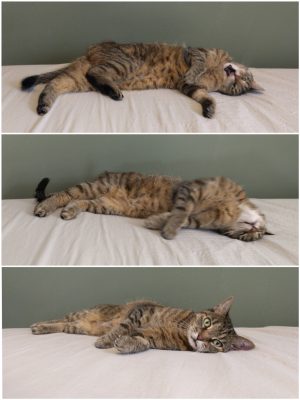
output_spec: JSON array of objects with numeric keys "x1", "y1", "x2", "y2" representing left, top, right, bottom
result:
[
  {"x1": 34, "y1": 171, "x2": 269, "y2": 242},
  {"x1": 21, "y1": 42, "x2": 263, "y2": 116},
  {"x1": 31, "y1": 297, "x2": 255, "y2": 354}
]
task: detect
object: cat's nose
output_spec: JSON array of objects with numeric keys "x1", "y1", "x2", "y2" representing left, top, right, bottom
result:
[{"x1": 197, "y1": 333, "x2": 204, "y2": 340}]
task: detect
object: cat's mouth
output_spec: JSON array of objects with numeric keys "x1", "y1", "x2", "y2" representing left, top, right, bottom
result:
[
  {"x1": 224, "y1": 64, "x2": 236, "y2": 77},
  {"x1": 189, "y1": 331, "x2": 206, "y2": 350}
]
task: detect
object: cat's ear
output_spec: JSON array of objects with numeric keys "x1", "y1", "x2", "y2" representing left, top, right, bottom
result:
[
  {"x1": 230, "y1": 335, "x2": 255, "y2": 351},
  {"x1": 213, "y1": 296, "x2": 234, "y2": 316},
  {"x1": 251, "y1": 81, "x2": 265, "y2": 92}
]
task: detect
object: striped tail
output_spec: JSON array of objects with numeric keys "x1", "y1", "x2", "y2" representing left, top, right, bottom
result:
[
  {"x1": 35, "y1": 178, "x2": 50, "y2": 202},
  {"x1": 21, "y1": 66, "x2": 68, "y2": 91}
]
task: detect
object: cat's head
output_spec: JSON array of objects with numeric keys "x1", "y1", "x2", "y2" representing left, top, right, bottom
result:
[
  {"x1": 218, "y1": 62, "x2": 264, "y2": 96},
  {"x1": 222, "y1": 203, "x2": 272, "y2": 242},
  {"x1": 187, "y1": 297, "x2": 255, "y2": 353}
]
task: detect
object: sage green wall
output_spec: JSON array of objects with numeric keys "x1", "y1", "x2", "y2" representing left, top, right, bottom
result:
[
  {"x1": 2, "y1": 135, "x2": 298, "y2": 199},
  {"x1": 2, "y1": 267, "x2": 298, "y2": 328},
  {"x1": 2, "y1": 2, "x2": 298, "y2": 67}
]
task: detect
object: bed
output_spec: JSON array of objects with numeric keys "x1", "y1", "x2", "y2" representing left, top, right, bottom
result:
[
  {"x1": 3, "y1": 327, "x2": 298, "y2": 398},
  {"x1": 2, "y1": 65, "x2": 298, "y2": 133},
  {"x1": 2, "y1": 198, "x2": 298, "y2": 265}
]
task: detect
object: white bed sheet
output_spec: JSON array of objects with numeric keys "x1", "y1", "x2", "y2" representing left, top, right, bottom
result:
[
  {"x1": 2, "y1": 65, "x2": 298, "y2": 133},
  {"x1": 2, "y1": 198, "x2": 298, "y2": 265},
  {"x1": 3, "y1": 327, "x2": 298, "y2": 398}
]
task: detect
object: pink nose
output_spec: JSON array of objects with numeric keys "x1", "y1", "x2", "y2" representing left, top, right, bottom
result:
[{"x1": 197, "y1": 333, "x2": 204, "y2": 340}]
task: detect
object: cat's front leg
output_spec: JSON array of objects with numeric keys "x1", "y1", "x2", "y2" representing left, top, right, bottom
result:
[
  {"x1": 95, "y1": 324, "x2": 133, "y2": 349},
  {"x1": 192, "y1": 89, "x2": 216, "y2": 118},
  {"x1": 95, "y1": 334, "x2": 115, "y2": 349},
  {"x1": 178, "y1": 82, "x2": 215, "y2": 118},
  {"x1": 161, "y1": 211, "x2": 188, "y2": 240},
  {"x1": 114, "y1": 335, "x2": 150, "y2": 354}
]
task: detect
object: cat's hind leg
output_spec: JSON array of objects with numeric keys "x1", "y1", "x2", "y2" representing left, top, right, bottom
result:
[
  {"x1": 36, "y1": 57, "x2": 91, "y2": 115},
  {"x1": 60, "y1": 194, "x2": 142, "y2": 220},
  {"x1": 34, "y1": 191, "x2": 72, "y2": 217},
  {"x1": 31, "y1": 319, "x2": 67, "y2": 334}
]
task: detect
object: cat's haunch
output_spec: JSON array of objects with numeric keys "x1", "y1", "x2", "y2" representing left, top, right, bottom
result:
[
  {"x1": 33, "y1": 171, "x2": 271, "y2": 241},
  {"x1": 31, "y1": 297, "x2": 255, "y2": 354},
  {"x1": 21, "y1": 42, "x2": 264, "y2": 117}
]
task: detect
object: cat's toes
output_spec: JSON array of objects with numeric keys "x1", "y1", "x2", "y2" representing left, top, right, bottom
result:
[
  {"x1": 201, "y1": 98, "x2": 215, "y2": 118},
  {"x1": 114, "y1": 336, "x2": 132, "y2": 354},
  {"x1": 161, "y1": 228, "x2": 177, "y2": 240},
  {"x1": 60, "y1": 207, "x2": 77, "y2": 220},
  {"x1": 144, "y1": 217, "x2": 160, "y2": 230},
  {"x1": 37, "y1": 103, "x2": 50, "y2": 115},
  {"x1": 31, "y1": 323, "x2": 47, "y2": 334},
  {"x1": 238, "y1": 231, "x2": 264, "y2": 242},
  {"x1": 94, "y1": 336, "x2": 113, "y2": 349},
  {"x1": 110, "y1": 91, "x2": 123, "y2": 101},
  {"x1": 34, "y1": 204, "x2": 48, "y2": 217}
]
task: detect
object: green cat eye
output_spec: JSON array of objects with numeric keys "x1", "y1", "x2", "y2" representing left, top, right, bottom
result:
[
  {"x1": 212, "y1": 339, "x2": 223, "y2": 347},
  {"x1": 203, "y1": 317, "x2": 211, "y2": 328}
]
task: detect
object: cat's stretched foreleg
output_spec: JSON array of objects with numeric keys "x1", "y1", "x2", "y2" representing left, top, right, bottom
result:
[{"x1": 178, "y1": 79, "x2": 215, "y2": 118}]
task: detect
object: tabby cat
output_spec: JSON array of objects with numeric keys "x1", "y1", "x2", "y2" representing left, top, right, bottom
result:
[
  {"x1": 31, "y1": 297, "x2": 254, "y2": 354},
  {"x1": 21, "y1": 42, "x2": 263, "y2": 117},
  {"x1": 33, "y1": 171, "x2": 270, "y2": 241}
]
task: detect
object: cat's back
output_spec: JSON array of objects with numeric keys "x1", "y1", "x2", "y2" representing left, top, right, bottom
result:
[
  {"x1": 87, "y1": 42, "x2": 189, "y2": 88},
  {"x1": 197, "y1": 176, "x2": 247, "y2": 204},
  {"x1": 97, "y1": 171, "x2": 179, "y2": 195}
]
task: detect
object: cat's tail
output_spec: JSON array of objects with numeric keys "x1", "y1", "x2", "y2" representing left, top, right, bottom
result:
[
  {"x1": 21, "y1": 66, "x2": 69, "y2": 91},
  {"x1": 35, "y1": 178, "x2": 50, "y2": 202}
]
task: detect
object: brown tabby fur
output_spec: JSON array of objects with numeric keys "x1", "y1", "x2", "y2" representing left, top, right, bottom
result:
[
  {"x1": 21, "y1": 42, "x2": 263, "y2": 117},
  {"x1": 31, "y1": 297, "x2": 255, "y2": 354},
  {"x1": 34, "y1": 171, "x2": 268, "y2": 241}
]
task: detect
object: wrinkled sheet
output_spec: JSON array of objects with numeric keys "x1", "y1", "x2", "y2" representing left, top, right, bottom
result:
[
  {"x1": 3, "y1": 327, "x2": 298, "y2": 398},
  {"x1": 2, "y1": 198, "x2": 298, "y2": 265},
  {"x1": 2, "y1": 65, "x2": 298, "y2": 132}
]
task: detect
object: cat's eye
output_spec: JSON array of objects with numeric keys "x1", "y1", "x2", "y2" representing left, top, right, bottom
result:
[
  {"x1": 202, "y1": 317, "x2": 211, "y2": 328},
  {"x1": 212, "y1": 339, "x2": 223, "y2": 347}
]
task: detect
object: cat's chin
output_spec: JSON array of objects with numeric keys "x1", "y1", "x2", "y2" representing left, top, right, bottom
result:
[
  {"x1": 195, "y1": 340, "x2": 208, "y2": 352},
  {"x1": 187, "y1": 332, "x2": 198, "y2": 350}
]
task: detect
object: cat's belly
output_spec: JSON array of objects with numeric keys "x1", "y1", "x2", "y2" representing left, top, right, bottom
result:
[
  {"x1": 120, "y1": 74, "x2": 179, "y2": 90},
  {"x1": 119, "y1": 64, "x2": 182, "y2": 90}
]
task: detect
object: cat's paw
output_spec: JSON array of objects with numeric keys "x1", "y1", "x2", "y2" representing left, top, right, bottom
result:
[
  {"x1": 144, "y1": 213, "x2": 170, "y2": 230},
  {"x1": 161, "y1": 227, "x2": 177, "y2": 240},
  {"x1": 60, "y1": 207, "x2": 78, "y2": 220},
  {"x1": 94, "y1": 335, "x2": 114, "y2": 349},
  {"x1": 237, "y1": 231, "x2": 264, "y2": 242},
  {"x1": 37, "y1": 103, "x2": 50, "y2": 115},
  {"x1": 114, "y1": 336, "x2": 134, "y2": 354},
  {"x1": 31, "y1": 323, "x2": 48, "y2": 335},
  {"x1": 34, "y1": 203, "x2": 49, "y2": 217},
  {"x1": 201, "y1": 98, "x2": 215, "y2": 118},
  {"x1": 110, "y1": 90, "x2": 124, "y2": 101}
]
